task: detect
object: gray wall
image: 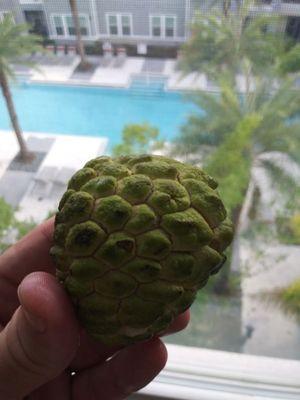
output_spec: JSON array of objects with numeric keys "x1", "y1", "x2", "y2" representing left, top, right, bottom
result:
[
  {"x1": 0, "y1": 0, "x2": 24, "y2": 25},
  {"x1": 43, "y1": 0, "x2": 96, "y2": 36},
  {"x1": 0, "y1": 0, "x2": 205, "y2": 42},
  {"x1": 95, "y1": 0, "x2": 187, "y2": 38}
]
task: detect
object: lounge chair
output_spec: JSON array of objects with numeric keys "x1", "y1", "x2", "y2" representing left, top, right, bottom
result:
[
  {"x1": 56, "y1": 45, "x2": 66, "y2": 56},
  {"x1": 29, "y1": 166, "x2": 58, "y2": 200},
  {"x1": 67, "y1": 45, "x2": 77, "y2": 56},
  {"x1": 113, "y1": 47, "x2": 127, "y2": 68},
  {"x1": 45, "y1": 45, "x2": 55, "y2": 54},
  {"x1": 102, "y1": 41, "x2": 113, "y2": 67}
]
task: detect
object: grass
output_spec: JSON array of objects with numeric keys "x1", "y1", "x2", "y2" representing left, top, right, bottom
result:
[
  {"x1": 281, "y1": 280, "x2": 300, "y2": 317},
  {"x1": 260, "y1": 280, "x2": 300, "y2": 321},
  {"x1": 276, "y1": 214, "x2": 300, "y2": 245}
]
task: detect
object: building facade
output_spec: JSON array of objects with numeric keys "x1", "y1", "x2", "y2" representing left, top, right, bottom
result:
[{"x1": 0, "y1": 0, "x2": 299, "y2": 54}]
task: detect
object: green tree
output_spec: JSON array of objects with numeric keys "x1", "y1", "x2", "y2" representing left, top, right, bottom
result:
[
  {"x1": 0, "y1": 16, "x2": 42, "y2": 162},
  {"x1": 177, "y1": 78, "x2": 300, "y2": 161},
  {"x1": 112, "y1": 123, "x2": 160, "y2": 157},
  {"x1": 0, "y1": 197, "x2": 14, "y2": 236},
  {"x1": 176, "y1": 2, "x2": 300, "y2": 293},
  {"x1": 180, "y1": 0, "x2": 298, "y2": 80},
  {"x1": 279, "y1": 44, "x2": 300, "y2": 75},
  {"x1": 0, "y1": 197, "x2": 14, "y2": 252},
  {"x1": 69, "y1": 0, "x2": 91, "y2": 70}
]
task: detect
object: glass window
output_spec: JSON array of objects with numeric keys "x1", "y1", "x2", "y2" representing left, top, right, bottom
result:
[
  {"x1": 152, "y1": 16, "x2": 161, "y2": 37},
  {"x1": 121, "y1": 15, "x2": 131, "y2": 36},
  {"x1": 53, "y1": 15, "x2": 64, "y2": 36},
  {"x1": 108, "y1": 15, "x2": 118, "y2": 35},
  {"x1": 1, "y1": 3, "x2": 300, "y2": 399},
  {"x1": 165, "y1": 16, "x2": 175, "y2": 37},
  {"x1": 65, "y1": 15, "x2": 75, "y2": 36},
  {"x1": 79, "y1": 16, "x2": 88, "y2": 36}
]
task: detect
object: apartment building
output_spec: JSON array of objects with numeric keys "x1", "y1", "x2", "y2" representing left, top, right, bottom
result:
[{"x1": 0, "y1": 1, "x2": 299, "y2": 55}]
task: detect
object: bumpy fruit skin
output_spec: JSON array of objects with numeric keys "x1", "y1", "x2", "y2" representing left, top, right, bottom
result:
[{"x1": 51, "y1": 155, "x2": 233, "y2": 346}]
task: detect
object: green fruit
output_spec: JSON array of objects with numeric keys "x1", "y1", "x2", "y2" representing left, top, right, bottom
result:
[{"x1": 51, "y1": 155, "x2": 233, "y2": 346}]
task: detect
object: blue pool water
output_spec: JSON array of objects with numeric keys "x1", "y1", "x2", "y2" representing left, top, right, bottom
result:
[{"x1": 0, "y1": 81, "x2": 196, "y2": 150}]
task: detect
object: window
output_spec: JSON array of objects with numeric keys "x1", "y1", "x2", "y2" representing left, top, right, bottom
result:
[
  {"x1": 65, "y1": 15, "x2": 75, "y2": 36},
  {"x1": 165, "y1": 16, "x2": 175, "y2": 37},
  {"x1": 1, "y1": 3, "x2": 300, "y2": 400},
  {"x1": 0, "y1": 11, "x2": 14, "y2": 24},
  {"x1": 108, "y1": 15, "x2": 118, "y2": 35},
  {"x1": 79, "y1": 16, "x2": 89, "y2": 36},
  {"x1": 51, "y1": 14, "x2": 90, "y2": 37},
  {"x1": 107, "y1": 14, "x2": 132, "y2": 36},
  {"x1": 121, "y1": 15, "x2": 131, "y2": 36},
  {"x1": 53, "y1": 15, "x2": 64, "y2": 36},
  {"x1": 150, "y1": 15, "x2": 176, "y2": 38},
  {"x1": 151, "y1": 16, "x2": 162, "y2": 37}
]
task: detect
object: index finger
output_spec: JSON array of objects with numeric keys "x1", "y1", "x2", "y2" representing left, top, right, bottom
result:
[{"x1": 0, "y1": 218, "x2": 55, "y2": 287}]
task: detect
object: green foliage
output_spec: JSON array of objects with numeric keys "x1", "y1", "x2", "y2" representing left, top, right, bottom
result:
[
  {"x1": 281, "y1": 280, "x2": 300, "y2": 316},
  {"x1": 0, "y1": 16, "x2": 43, "y2": 79},
  {"x1": 0, "y1": 197, "x2": 14, "y2": 235},
  {"x1": 0, "y1": 197, "x2": 37, "y2": 253},
  {"x1": 279, "y1": 44, "x2": 300, "y2": 75},
  {"x1": 262, "y1": 160, "x2": 300, "y2": 210},
  {"x1": 176, "y1": 0, "x2": 300, "y2": 293},
  {"x1": 289, "y1": 214, "x2": 300, "y2": 242},
  {"x1": 112, "y1": 123, "x2": 159, "y2": 157},
  {"x1": 205, "y1": 115, "x2": 261, "y2": 214},
  {"x1": 177, "y1": 77, "x2": 300, "y2": 157},
  {"x1": 180, "y1": 1, "x2": 287, "y2": 78},
  {"x1": 15, "y1": 220, "x2": 37, "y2": 240},
  {"x1": 276, "y1": 214, "x2": 300, "y2": 245}
]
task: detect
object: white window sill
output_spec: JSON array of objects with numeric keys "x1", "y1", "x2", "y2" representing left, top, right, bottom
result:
[{"x1": 134, "y1": 344, "x2": 300, "y2": 400}]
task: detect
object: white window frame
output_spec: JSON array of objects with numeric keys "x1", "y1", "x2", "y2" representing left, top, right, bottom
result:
[
  {"x1": 50, "y1": 14, "x2": 91, "y2": 38},
  {"x1": 51, "y1": 14, "x2": 65, "y2": 37},
  {"x1": 150, "y1": 14, "x2": 177, "y2": 39},
  {"x1": 0, "y1": 11, "x2": 15, "y2": 24},
  {"x1": 105, "y1": 13, "x2": 133, "y2": 37},
  {"x1": 135, "y1": 344, "x2": 300, "y2": 399}
]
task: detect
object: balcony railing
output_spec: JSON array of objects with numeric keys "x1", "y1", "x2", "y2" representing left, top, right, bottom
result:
[{"x1": 19, "y1": 0, "x2": 43, "y2": 4}]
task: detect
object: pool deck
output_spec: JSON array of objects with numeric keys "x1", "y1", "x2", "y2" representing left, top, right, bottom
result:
[
  {"x1": 0, "y1": 130, "x2": 108, "y2": 223},
  {"x1": 15, "y1": 54, "x2": 219, "y2": 92}
]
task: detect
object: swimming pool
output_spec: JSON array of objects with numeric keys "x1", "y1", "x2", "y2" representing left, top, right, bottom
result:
[{"x1": 0, "y1": 81, "x2": 196, "y2": 150}]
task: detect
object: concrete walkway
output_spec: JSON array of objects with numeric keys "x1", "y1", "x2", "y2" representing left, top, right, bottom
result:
[
  {"x1": 0, "y1": 130, "x2": 108, "y2": 223},
  {"x1": 237, "y1": 151, "x2": 300, "y2": 360},
  {"x1": 13, "y1": 54, "x2": 249, "y2": 92},
  {"x1": 240, "y1": 242, "x2": 300, "y2": 360}
]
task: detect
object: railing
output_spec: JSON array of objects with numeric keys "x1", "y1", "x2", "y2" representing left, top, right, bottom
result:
[{"x1": 19, "y1": 0, "x2": 43, "y2": 4}]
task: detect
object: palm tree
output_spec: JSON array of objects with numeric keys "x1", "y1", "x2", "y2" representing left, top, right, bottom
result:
[
  {"x1": 175, "y1": 0, "x2": 300, "y2": 292},
  {"x1": 175, "y1": 76, "x2": 300, "y2": 294},
  {"x1": 0, "y1": 16, "x2": 42, "y2": 162},
  {"x1": 180, "y1": 0, "x2": 292, "y2": 80},
  {"x1": 69, "y1": 0, "x2": 91, "y2": 70}
]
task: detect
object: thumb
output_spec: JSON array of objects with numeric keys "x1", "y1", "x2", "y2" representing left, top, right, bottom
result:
[{"x1": 0, "y1": 272, "x2": 79, "y2": 400}]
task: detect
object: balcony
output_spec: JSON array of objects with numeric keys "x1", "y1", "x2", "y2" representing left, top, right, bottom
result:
[{"x1": 253, "y1": 0, "x2": 300, "y2": 15}]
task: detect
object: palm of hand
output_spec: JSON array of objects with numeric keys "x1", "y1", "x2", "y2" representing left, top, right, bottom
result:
[{"x1": 0, "y1": 219, "x2": 189, "y2": 400}]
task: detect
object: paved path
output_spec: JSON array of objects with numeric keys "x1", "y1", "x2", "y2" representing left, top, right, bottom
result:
[
  {"x1": 13, "y1": 55, "x2": 256, "y2": 92},
  {"x1": 238, "y1": 152, "x2": 300, "y2": 360},
  {"x1": 240, "y1": 242, "x2": 300, "y2": 360},
  {"x1": 0, "y1": 130, "x2": 108, "y2": 223}
]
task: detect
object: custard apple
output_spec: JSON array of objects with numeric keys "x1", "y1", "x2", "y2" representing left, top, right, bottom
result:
[{"x1": 51, "y1": 155, "x2": 233, "y2": 346}]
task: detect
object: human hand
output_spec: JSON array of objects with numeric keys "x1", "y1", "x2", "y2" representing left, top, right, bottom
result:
[{"x1": 0, "y1": 219, "x2": 190, "y2": 400}]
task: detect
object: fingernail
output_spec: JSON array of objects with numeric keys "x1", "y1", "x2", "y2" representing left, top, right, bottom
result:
[{"x1": 23, "y1": 308, "x2": 46, "y2": 333}]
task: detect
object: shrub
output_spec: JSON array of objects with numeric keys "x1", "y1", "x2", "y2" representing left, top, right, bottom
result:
[
  {"x1": 289, "y1": 214, "x2": 300, "y2": 243},
  {"x1": 281, "y1": 280, "x2": 300, "y2": 316}
]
